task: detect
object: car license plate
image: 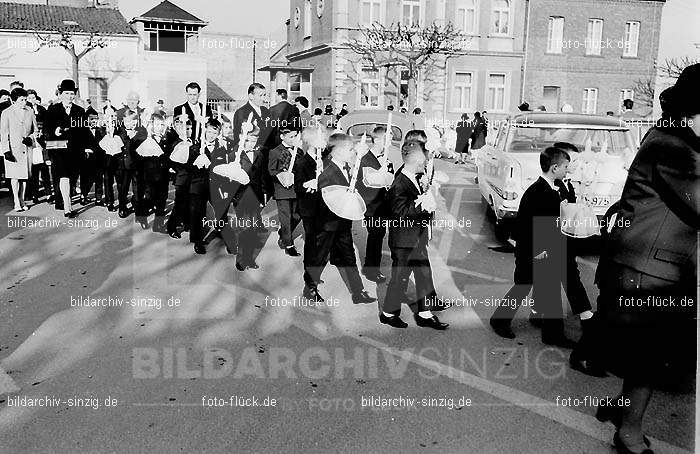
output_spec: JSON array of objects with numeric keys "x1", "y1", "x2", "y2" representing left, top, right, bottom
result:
[{"x1": 584, "y1": 194, "x2": 610, "y2": 207}]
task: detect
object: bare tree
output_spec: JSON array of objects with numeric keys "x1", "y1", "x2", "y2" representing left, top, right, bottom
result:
[
  {"x1": 658, "y1": 56, "x2": 700, "y2": 80},
  {"x1": 33, "y1": 25, "x2": 110, "y2": 94},
  {"x1": 632, "y1": 77, "x2": 655, "y2": 108},
  {"x1": 345, "y1": 22, "x2": 467, "y2": 111}
]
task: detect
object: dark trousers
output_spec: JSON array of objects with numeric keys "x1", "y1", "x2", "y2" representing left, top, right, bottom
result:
[
  {"x1": 276, "y1": 198, "x2": 300, "y2": 248},
  {"x1": 493, "y1": 256, "x2": 560, "y2": 317},
  {"x1": 167, "y1": 184, "x2": 190, "y2": 233},
  {"x1": 133, "y1": 170, "x2": 147, "y2": 216},
  {"x1": 104, "y1": 166, "x2": 117, "y2": 206},
  {"x1": 383, "y1": 243, "x2": 436, "y2": 315},
  {"x1": 302, "y1": 216, "x2": 319, "y2": 286},
  {"x1": 79, "y1": 161, "x2": 104, "y2": 201},
  {"x1": 211, "y1": 187, "x2": 237, "y2": 253},
  {"x1": 307, "y1": 227, "x2": 363, "y2": 294},
  {"x1": 188, "y1": 193, "x2": 209, "y2": 244},
  {"x1": 115, "y1": 169, "x2": 135, "y2": 211},
  {"x1": 561, "y1": 239, "x2": 592, "y2": 314},
  {"x1": 27, "y1": 163, "x2": 52, "y2": 200},
  {"x1": 146, "y1": 178, "x2": 169, "y2": 216},
  {"x1": 237, "y1": 201, "x2": 264, "y2": 264},
  {"x1": 364, "y1": 215, "x2": 386, "y2": 271}
]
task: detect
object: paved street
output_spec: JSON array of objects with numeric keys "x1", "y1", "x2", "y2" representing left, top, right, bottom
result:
[{"x1": 0, "y1": 160, "x2": 694, "y2": 454}]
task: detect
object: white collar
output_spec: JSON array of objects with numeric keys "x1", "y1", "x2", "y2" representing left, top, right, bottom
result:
[
  {"x1": 331, "y1": 158, "x2": 350, "y2": 182},
  {"x1": 248, "y1": 101, "x2": 261, "y2": 115},
  {"x1": 401, "y1": 167, "x2": 420, "y2": 191},
  {"x1": 541, "y1": 175, "x2": 558, "y2": 191}
]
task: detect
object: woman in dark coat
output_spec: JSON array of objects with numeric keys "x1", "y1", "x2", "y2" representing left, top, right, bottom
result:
[
  {"x1": 454, "y1": 113, "x2": 472, "y2": 164},
  {"x1": 591, "y1": 64, "x2": 699, "y2": 454},
  {"x1": 469, "y1": 111, "x2": 487, "y2": 150}
]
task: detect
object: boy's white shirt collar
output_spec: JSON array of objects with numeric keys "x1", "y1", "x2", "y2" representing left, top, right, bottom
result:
[
  {"x1": 541, "y1": 174, "x2": 558, "y2": 191},
  {"x1": 401, "y1": 167, "x2": 421, "y2": 191}
]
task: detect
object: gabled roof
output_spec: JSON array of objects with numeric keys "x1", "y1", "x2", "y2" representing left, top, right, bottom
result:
[
  {"x1": 0, "y1": 2, "x2": 136, "y2": 35},
  {"x1": 207, "y1": 79, "x2": 233, "y2": 101},
  {"x1": 132, "y1": 0, "x2": 207, "y2": 26}
]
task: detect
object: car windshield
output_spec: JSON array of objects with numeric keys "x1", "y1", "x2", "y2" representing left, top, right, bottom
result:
[
  {"x1": 347, "y1": 123, "x2": 402, "y2": 141},
  {"x1": 507, "y1": 126, "x2": 635, "y2": 155}
]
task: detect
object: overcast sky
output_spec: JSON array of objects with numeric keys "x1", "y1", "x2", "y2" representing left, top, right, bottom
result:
[{"x1": 119, "y1": 0, "x2": 289, "y2": 40}]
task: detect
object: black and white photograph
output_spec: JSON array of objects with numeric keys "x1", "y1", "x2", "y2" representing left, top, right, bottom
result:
[{"x1": 0, "y1": 0, "x2": 698, "y2": 452}]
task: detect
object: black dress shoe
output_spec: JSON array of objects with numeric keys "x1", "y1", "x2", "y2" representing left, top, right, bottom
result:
[
  {"x1": 613, "y1": 431, "x2": 653, "y2": 454},
  {"x1": 168, "y1": 231, "x2": 181, "y2": 239},
  {"x1": 107, "y1": 204, "x2": 117, "y2": 212},
  {"x1": 569, "y1": 350, "x2": 607, "y2": 377},
  {"x1": 248, "y1": 261, "x2": 259, "y2": 269},
  {"x1": 285, "y1": 246, "x2": 301, "y2": 257},
  {"x1": 95, "y1": 199, "x2": 105, "y2": 207},
  {"x1": 235, "y1": 261, "x2": 247, "y2": 272},
  {"x1": 31, "y1": 198, "x2": 39, "y2": 204},
  {"x1": 64, "y1": 211, "x2": 77, "y2": 219},
  {"x1": 302, "y1": 285, "x2": 324, "y2": 302},
  {"x1": 379, "y1": 313, "x2": 408, "y2": 328},
  {"x1": 194, "y1": 243, "x2": 206, "y2": 255},
  {"x1": 489, "y1": 318, "x2": 516, "y2": 339},
  {"x1": 352, "y1": 290, "x2": 376, "y2": 304},
  {"x1": 414, "y1": 314, "x2": 449, "y2": 330},
  {"x1": 364, "y1": 271, "x2": 387, "y2": 283},
  {"x1": 596, "y1": 407, "x2": 651, "y2": 447},
  {"x1": 118, "y1": 210, "x2": 129, "y2": 218},
  {"x1": 80, "y1": 196, "x2": 89, "y2": 205},
  {"x1": 135, "y1": 216, "x2": 148, "y2": 229}
]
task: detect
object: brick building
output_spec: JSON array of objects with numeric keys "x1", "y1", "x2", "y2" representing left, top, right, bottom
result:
[
  {"x1": 268, "y1": 0, "x2": 664, "y2": 125},
  {"x1": 520, "y1": 0, "x2": 662, "y2": 116},
  {"x1": 268, "y1": 0, "x2": 528, "y2": 126}
]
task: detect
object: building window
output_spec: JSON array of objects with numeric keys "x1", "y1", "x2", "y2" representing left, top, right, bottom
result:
[
  {"x1": 491, "y1": 0, "x2": 510, "y2": 35},
  {"x1": 88, "y1": 77, "x2": 108, "y2": 108},
  {"x1": 582, "y1": 88, "x2": 598, "y2": 113},
  {"x1": 360, "y1": 68, "x2": 380, "y2": 107},
  {"x1": 487, "y1": 73, "x2": 506, "y2": 111},
  {"x1": 304, "y1": 0, "x2": 312, "y2": 38},
  {"x1": 586, "y1": 19, "x2": 603, "y2": 55},
  {"x1": 289, "y1": 73, "x2": 311, "y2": 100},
  {"x1": 452, "y1": 71, "x2": 473, "y2": 110},
  {"x1": 619, "y1": 89, "x2": 634, "y2": 111},
  {"x1": 402, "y1": 0, "x2": 421, "y2": 27},
  {"x1": 455, "y1": 0, "x2": 477, "y2": 34},
  {"x1": 546, "y1": 17, "x2": 564, "y2": 53},
  {"x1": 143, "y1": 21, "x2": 199, "y2": 53},
  {"x1": 623, "y1": 21, "x2": 640, "y2": 57},
  {"x1": 360, "y1": 0, "x2": 382, "y2": 26}
]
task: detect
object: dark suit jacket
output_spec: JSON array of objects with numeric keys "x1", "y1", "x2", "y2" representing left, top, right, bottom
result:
[
  {"x1": 44, "y1": 102, "x2": 90, "y2": 154},
  {"x1": 173, "y1": 102, "x2": 213, "y2": 142},
  {"x1": 115, "y1": 126, "x2": 148, "y2": 170},
  {"x1": 268, "y1": 143, "x2": 300, "y2": 200},
  {"x1": 357, "y1": 150, "x2": 393, "y2": 218},
  {"x1": 29, "y1": 103, "x2": 47, "y2": 124},
  {"x1": 387, "y1": 172, "x2": 432, "y2": 249},
  {"x1": 513, "y1": 176, "x2": 563, "y2": 260},
  {"x1": 606, "y1": 126, "x2": 698, "y2": 284},
  {"x1": 269, "y1": 100, "x2": 301, "y2": 147},
  {"x1": 186, "y1": 143, "x2": 214, "y2": 196},
  {"x1": 141, "y1": 129, "x2": 178, "y2": 181},
  {"x1": 455, "y1": 122, "x2": 473, "y2": 154},
  {"x1": 316, "y1": 160, "x2": 352, "y2": 232},
  {"x1": 236, "y1": 147, "x2": 266, "y2": 209},
  {"x1": 294, "y1": 151, "x2": 319, "y2": 217},
  {"x1": 231, "y1": 102, "x2": 273, "y2": 151}
]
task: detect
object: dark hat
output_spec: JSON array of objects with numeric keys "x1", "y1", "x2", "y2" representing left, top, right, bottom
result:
[
  {"x1": 664, "y1": 63, "x2": 700, "y2": 117},
  {"x1": 58, "y1": 79, "x2": 77, "y2": 93}
]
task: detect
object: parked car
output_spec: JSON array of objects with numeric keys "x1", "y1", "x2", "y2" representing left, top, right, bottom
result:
[
  {"x1": 474, "y1": 112, "x2": 637, "y2": 241},
  {"x1": 337, "y1": 110, "x2": 417, "y2": 169}
]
